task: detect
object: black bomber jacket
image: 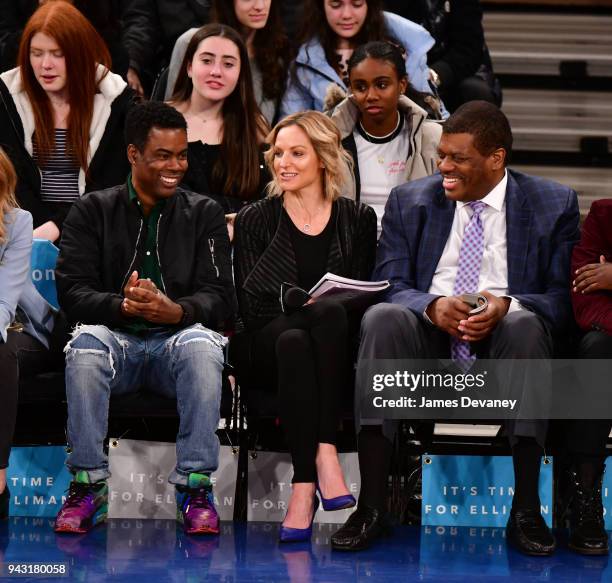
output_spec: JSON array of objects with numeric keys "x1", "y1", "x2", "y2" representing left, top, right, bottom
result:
[{"x1": 56, "y1": 183, "x2": 236, "y2": 331}]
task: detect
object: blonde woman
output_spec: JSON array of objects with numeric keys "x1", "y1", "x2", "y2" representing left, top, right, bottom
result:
[
  {"x1": 233, "y1": 111, "x2": 377, "y2": 542},
  {"x1": 0, "y1": 149, "x2": 55, "y2": 519}
]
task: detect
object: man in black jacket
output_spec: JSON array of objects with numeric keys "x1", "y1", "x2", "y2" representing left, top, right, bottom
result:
[{"x1": 53, "y1": 102, "x2": 235, "y2": 536}]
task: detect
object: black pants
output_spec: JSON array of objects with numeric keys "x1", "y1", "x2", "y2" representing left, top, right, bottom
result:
[
  {"x1": 0, "y1": 331, "x2": 49, "y2": 468},
  {"x1": 249, "y1": 301, "x2": 351, "y2": 483},
  {"x1": 562, "y1": 331, "x2": 612, "y2": 458}
]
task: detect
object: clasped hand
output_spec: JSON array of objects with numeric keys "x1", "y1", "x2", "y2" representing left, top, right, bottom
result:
[
  {"x1": 120, "y1": 271, "x2": 183, "y2": 324},
  {"x1": 426, "y1": 290, "x2": 511, "y2": 342},
  {"x1": 573, "y1": 255, "x2": 612, "y2": 294}
]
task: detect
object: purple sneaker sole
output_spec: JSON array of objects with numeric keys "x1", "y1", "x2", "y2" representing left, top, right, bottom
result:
[
  {"x1": 54, "y1": 506, "x2": 107, "y2": 534},
  {"x1": 177, "y1": 508, "x2": 220, "y2": 535}
]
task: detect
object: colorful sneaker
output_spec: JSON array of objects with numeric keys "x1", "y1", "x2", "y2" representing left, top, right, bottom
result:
[
  {"x1": 54, "y1": 471, "x2": 108, "y2": 534},
  {"x1": 176, "y1": 473, "x2": 219, "y2": 535}
]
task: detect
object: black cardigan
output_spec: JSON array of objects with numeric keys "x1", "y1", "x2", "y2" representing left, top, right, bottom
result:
[{"x1": 234, "y1": 195, "x2": 377, "y2": 330}]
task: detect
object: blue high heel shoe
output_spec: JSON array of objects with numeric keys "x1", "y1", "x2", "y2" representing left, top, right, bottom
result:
[
  {"x1": 316, "y1": 482, "x2": 356, "y2": 512},
  {"x1": 279, "y1": 496, "x2": 320, "y2": 543}
]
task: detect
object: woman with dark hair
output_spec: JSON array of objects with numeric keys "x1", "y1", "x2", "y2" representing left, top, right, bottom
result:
[
  {"x1": 326, "y1": 41, "x2": 441, "y2": 235},
  {"x1": 0, "y1": 1, "x2": 135, "y2": 243},
  {"x1": 0, "y1": 148, "x2": 56, "y2": 518},
  {"x1": 234, "y1": 111, "x2": 377, "y2": 543},
  {"x1": 168, "y1": 24, "x2": 269, "y2": 233},
  {"x1": 165, "y1": 0, "x2": 290, "y2": 124},
  {"x1": 280, "y1": 0, "x2": 446, "y2": 119}
]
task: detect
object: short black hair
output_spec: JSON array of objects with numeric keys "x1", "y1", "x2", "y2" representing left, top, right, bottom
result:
[
  {"x1": 124, "y1": 101, "x2": 187, "y2": 151},
  {"x1": 443, "y1": 101, "x2": 513, "y2": 163},
  {"x1": 348, "y1": 41, "x2": 407, "y2": 80}
]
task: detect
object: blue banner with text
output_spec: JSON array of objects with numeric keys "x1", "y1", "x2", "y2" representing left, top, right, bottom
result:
[
  {"x1": 422, "y1": 455, "x2": 553, "y2": 527},
  {"x1": 31, "y1": 239, "x2": 59, "y2": 309},
  {"x1": 8, "y1": 446, "x2": 71, "y2": 517}
]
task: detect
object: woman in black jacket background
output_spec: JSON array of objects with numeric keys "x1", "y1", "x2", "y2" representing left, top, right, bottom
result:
[{"x1": 384, "y1": 0, "x2": 501, "y2": 110}]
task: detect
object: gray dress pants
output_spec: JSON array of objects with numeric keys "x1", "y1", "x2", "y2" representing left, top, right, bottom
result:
[{"x1": 356, "y1": 303, "x2": 553, "y2": 446}]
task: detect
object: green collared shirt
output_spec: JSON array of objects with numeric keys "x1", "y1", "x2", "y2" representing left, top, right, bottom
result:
[{"x1": 122, "y1": 175, "x2": 166, "y2": 334}]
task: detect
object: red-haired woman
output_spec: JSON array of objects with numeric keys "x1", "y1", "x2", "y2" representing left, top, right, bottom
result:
[{"x1": 0, "y1": 1, "x2": 135, "y2": 243}]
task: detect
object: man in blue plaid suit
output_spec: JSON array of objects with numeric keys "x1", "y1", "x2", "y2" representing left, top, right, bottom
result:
[{"x1": 332, "y1": 102, "x2": 581, "y2": 556}]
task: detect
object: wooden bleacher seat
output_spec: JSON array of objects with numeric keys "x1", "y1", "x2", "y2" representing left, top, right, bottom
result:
[
  {"x1": 484, "y1": 11, "x2": 612, "y2": 78},
  {"x1": 512, "y1": 164, "x2": 612, "y2": 216},
  {"x1": 503, "y1": 88, "x2": 612, "y2": 154}
]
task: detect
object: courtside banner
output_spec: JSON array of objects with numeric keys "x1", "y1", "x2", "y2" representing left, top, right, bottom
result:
[
  {"x1": 8, "y1": 446, "x2": 71, "y2": 517},
  {"x1": 108, "y1": 439, "x2": 238, "y2": 520},
  {"x1": 601, "y1": 458, "x2": 612, "y2": 530},
  {"x1": 421, "y1": 455, "x2": 553, "y2": 527},
  {"x1": 357, "y1": 359, "x2": 612, "y2": 419},
  {"x1": 247, "y1": 451, "x2": 359, "y2": 523},
  {"x1": 31, "y1": 239, "x2": 59, "y2": 309}
]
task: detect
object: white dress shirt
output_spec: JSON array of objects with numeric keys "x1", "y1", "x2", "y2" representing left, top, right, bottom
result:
[{"x1": 427, "y1": 170, "x2": 521, "y2": 313}]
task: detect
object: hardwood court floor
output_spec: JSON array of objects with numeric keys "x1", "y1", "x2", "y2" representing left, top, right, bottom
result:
[{"x1": 1, "y1": 518, "x2": 610, "y2": 582}]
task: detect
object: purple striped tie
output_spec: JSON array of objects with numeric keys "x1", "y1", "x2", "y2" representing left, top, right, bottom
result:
[{"x1": 451, "y1": 201, "x2": 486, "y2": 370}]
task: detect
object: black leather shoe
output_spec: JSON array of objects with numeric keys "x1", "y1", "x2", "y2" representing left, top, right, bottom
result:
[
  {"x1": 0, "y1": 486, "x2": 9, "y2": 519},
  {"x1": 506, "y1": 508, "x2": 556, "y2": 556},
  {"x1": 331, "y1": 504, "x2": 389, "y2": 551},
  {"x1": 567, "y1": 468, "x2": 608, "y2": 556}
]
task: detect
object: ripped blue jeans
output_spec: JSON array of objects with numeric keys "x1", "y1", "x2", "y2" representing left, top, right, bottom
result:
[{"x1": 64, "y1": 324, "x2": 227, "y2": 486}]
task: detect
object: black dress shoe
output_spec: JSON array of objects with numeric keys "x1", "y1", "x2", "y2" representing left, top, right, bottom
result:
[
  {"x1": 331, "y1": 504, "x2": 389, "y2": 551},
  {"x1": 567, "y1": 468, "x2": 608, "y2": 556},
  {"x1": 506, "y1": 508, "x2": 556, "y2": 556},
  {"x1": 0, "y1": 486, "x2": 9, "y2": 519}
]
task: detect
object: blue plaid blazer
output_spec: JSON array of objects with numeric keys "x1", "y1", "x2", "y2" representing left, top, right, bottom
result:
[{"x1": 374, "y1": 170, "x2": 581, "y2": 332}]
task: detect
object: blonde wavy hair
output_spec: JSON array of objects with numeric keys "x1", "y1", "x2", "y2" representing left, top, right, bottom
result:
[
  {"x1": 0, "y1": 148, "x2": 18, "y2": 243},
  {"x1": 265, "y1": 110, "x2": 354, "y2": 201}
]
